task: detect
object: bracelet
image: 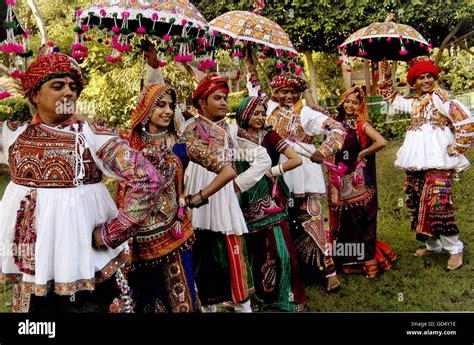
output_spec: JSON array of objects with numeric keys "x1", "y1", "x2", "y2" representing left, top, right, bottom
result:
[
  {"x1": 278, "y1": 163, "x2": 285, "y2": 175},
  {"x1": 185, "y1": 190, "x2": 209, "y2": 208},
  {"x1": 100, "y1": 224, "x2": 110, "y2": 249},
  {"x1": 270, "y1": 165, "x2": 281, "y2": 176},
  {"x1": 269, "y1": 164, "x2": 285, "y2": 177}
]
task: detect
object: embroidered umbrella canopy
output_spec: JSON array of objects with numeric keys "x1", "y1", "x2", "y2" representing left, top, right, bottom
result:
[
  {"x1": 209, "y1": 9, "x2": 302, "y2": 93},
  {"x1": 73, "y1": 0, "x2": 214, "y2": 64},
  {"x1": 339, "y1": 15, "x2": 430, "y2": 62},
  {"x1": 209, "y1": 10, "x2": 296, "y2": 53}
]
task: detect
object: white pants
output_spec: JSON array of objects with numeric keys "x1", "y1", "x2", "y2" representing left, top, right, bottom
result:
[
  {"x1": 201, "y1": 300, "x2": 252, "y2": 313},
  {"x1": 425, "y1": 234, "x2": 463, "y2": 255}
]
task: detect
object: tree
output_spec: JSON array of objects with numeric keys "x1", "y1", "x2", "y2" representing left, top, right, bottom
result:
[{"x1": 437, "y1": 47, "x2": 473, "y2": 93}]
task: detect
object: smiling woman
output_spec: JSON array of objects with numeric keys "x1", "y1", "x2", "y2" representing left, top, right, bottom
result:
[
  {"x1": 328, "y1": 86, "x2": 395, "y2": 278},
  {"x1": 235, "y1": 96, "x2": 306, "y2": 312},
  {"x1": 116, "y1": 83, "x2": 237, "y2": 313}
]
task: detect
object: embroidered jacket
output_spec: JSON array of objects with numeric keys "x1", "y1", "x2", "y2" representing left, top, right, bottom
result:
[
  {"x1": 267, "y1": 104, "x2": 345, "y2": 159},
  {"x1": 182, "y1": 115, "x2": 271, "y2": 193},
  {"x1": 0, "y1": 119, "x2": 165, "y2": 249},
  {"x1": 379, "y1": 76, "x2": 474, "y2": 155}
]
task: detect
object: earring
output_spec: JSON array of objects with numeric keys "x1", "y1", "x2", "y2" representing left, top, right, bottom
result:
[{"x1": 142, "y1": 125, "x2": 146, "y2": 132}]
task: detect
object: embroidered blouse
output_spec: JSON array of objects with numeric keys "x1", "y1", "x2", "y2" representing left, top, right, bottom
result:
[{"x1": 115, "y1": 129, "x2": 229, "y2": 259}]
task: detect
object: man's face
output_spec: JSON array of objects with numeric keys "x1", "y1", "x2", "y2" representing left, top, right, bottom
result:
[
  {"x1": 32, "y1": 76, "x2": 78, "y2": 125},
  {"x1": 275, "y1": 87, "x2": 299, "y2": 107},
  {"x1": 199, "y1": 90, "x2": 228, "y2": 122},
  {"x1": 414, "y1": 73, "x2": 435, "y2": 95}
]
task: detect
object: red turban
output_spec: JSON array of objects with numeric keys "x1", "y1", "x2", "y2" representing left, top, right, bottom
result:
[
  {"x1": 192, "y1": 73, "x2": 229, "y2": 110},
  {"x1": 270, "y1": 73, "x2": 307, "y2": 93},
  {"x1": 406, "y1": 60, "x2": 439, "y2": 86},
  {"x1": 20, "y1": 52, "x2": 85, "y2": 103}
]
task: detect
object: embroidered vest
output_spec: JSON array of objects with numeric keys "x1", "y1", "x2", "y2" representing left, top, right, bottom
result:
[
  {"x1": 266, "y1": 106, "x2": 313, "y2": 144},
  {"x1": 9, "y1": 124, "x2": 102, "y2": 188},
  {"x1": 408, "y1": 89, "x2": 453, "y2": 131}
]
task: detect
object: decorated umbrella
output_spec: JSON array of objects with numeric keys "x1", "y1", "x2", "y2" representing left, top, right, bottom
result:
[
  {"x1": 339, "y1": 14, "x2": 430, "y2": 62},
  {"x1": 209, "y1": 8, "x2": 301, "y2": 92},
  {"x1": 209, "y1": 10, "x2": 296, "y2": 54},
  {"x1": 73, "y1": 0, "x2": 215, "y2": 65},
  {"x1": 338, "y1": 14, "x2": 431, "y2": 89}
]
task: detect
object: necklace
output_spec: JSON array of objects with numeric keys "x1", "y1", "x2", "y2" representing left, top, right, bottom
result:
[
  {"x1": 343, "y1": 117, "x2": 356, "y2": 129},
  {"x1": 142, "y1": 129, "x2": 171, "y2": 149},
  {"x1": 248, "y1": 129, "x2": 263, "y2": 145},
  {"x1": 143, "y1": 129, "x2": 168, "y2": 138}
]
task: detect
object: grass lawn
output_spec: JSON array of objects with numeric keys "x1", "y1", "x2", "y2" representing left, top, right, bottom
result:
[
  {"x1": 305, "y1": 141, "x2": 474, "y2": 312},
  {"x1": 0, "y1": 141, "x2": 472, "y2": 312}
]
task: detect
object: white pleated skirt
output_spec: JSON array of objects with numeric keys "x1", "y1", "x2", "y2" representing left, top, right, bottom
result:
[
  {"x1": 0, "y1": 182, "x2": 128, "y2": 296},
  {"x1": 280, "y1": 141, "x2": 327, "y2": 197},
  {"x1": 184, "y1": 162, "x2": 249, "y2": 235},
  {"x1": 395, "y1": 124, "x2": 470, "y2": 172}
]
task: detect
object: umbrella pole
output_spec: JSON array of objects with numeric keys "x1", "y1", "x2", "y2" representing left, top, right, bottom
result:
[
  {"x1": 378, "y1": 61, "x2": 384, "y2": 84},
  {"x1": 181, "y1": 62, "x2": 201, "y2": 86},
  {"x1": 251, "y1": 48, "x2": 271, "y2": 89},
  {"x1": 364, "y1": 60, "x2": 372, "y2": 96},
  {"x1": 140, "y1": 50, "x2": 145, "y2": 91},
  {"x1": 244, "y1": 45, "x2": 264, "y2": 93}
]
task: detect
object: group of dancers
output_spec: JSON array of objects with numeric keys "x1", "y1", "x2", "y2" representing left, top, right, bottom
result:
[{"x1": 0, "y1": 46, "x2": 471, "y2": 313}]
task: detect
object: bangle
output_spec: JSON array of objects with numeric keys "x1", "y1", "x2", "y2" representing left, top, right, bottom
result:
[
  {"x1": 278, "y1": 163, "x2": 285, "y2": 175},
  {"x1": 270, "y1": 165, "x2": 281, "y2": 176},
  {"x1": 100, "y1": 224, "x2": 110, "y2": 249},
  {"x1": 185, "y1": 190, "x2": 209, "y2": 208}
]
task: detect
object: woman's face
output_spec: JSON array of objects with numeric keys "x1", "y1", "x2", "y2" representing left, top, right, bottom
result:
[
  {"x1": 343, "y1": 93, "x2": 361, "y2": 116},
  {"x1": 248, "y1": 104, "x2": 266, "y2": 130},
  {"x1": 147, "y1": 93, "x2": 175, "y2": 132}
]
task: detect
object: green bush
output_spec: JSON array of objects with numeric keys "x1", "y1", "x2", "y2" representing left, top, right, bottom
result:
[
  {"x1": 227, "y1": 91, "x2": 246, "y2": 114},
  {"x1": 0, "y1": 97, "x2": 32, "y2": 123}
]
